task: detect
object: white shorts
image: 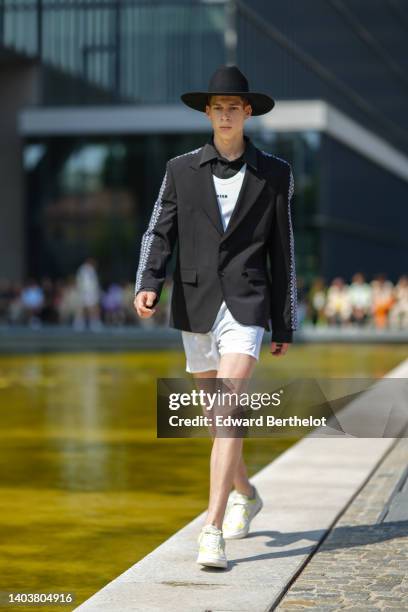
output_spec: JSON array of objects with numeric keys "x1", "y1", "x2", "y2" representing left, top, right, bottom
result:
[{"x1": 181, "y1": 300, "x2": 265, "y2": 373}]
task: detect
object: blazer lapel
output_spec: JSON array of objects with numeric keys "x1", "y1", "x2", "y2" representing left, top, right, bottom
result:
[
  {"x1": 189, "y1": 159, "x2": 224, "y2": 235},
  {"x1": 189, "y1": 156, "x2": 266, "y2": 240},
  {"x1": 221, "y1": 166, "x2": 266, "y2": 243}
]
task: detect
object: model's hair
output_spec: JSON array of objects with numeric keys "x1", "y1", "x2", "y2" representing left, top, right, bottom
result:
[{"x1": 207, "y1": 95, "x2": 250, "y2": 108}]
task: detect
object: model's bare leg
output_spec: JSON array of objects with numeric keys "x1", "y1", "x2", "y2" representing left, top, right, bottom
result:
[
  {"x1": 193, "y1": 369, "x2": 218, "y2": 437},
  {"x1": 193, "y1": 368, "x2": 253, "y2": 497},
  {"x1": 194, "y1": 353, "x2": 257, "y2": 529}
]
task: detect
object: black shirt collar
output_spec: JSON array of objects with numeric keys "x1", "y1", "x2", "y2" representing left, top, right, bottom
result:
[{"x1": 199, "y1": 133, "x2": 258, "y2": 170}]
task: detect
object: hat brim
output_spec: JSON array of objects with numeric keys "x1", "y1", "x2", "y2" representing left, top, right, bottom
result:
[{"x1": 180, "y1": 91, "x2": 275, "y2": 116}]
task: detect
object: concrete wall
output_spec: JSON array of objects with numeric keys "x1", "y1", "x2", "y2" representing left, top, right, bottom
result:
[{"x1": 0, "y1": 57, "x2": 39, "y2": 282}]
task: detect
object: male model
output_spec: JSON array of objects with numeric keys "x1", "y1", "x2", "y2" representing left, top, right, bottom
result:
[{"x1": 134, "y1": 65, "x2": 297, "y2": 568}]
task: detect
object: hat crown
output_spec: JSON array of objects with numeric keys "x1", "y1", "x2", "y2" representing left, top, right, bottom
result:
[
  {"x1": 208, "y1": 65, "x2": 249, "y2": 93},
  {"x1": 180, "y1": 64, "x2": 275, "y2": 115}
]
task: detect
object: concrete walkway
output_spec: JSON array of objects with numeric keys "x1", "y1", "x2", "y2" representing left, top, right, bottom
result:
[{"x1": 74, "y1": 359, "x2": 408, "y2": 612}]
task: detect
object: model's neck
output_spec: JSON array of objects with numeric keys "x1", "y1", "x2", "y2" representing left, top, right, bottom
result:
[{"x1": 213, "y1": 132, "x2": 245, "y2": 161}]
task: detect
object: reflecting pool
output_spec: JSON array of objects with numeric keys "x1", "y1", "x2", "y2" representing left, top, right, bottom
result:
[{"x1": 0, "y1": 344, "x2": 406, "y2": 610}]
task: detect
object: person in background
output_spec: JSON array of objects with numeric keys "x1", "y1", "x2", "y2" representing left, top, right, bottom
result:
[
  {"x1": 102, "y1": 282, "x2": 125, "y2": 326},
  {"x1": 371, "y1": 273, "x2": 394, "y2": 329},
  {"x1": 74, "y1": 257, "x2": 102, "y2": 331},
  {"x1": 21, "y1": 279, "x2": 44, "y2": 328},
  {"x1": 389, "y1": 275, "x2": 408, "y2": 330},
  {"x1": 58, "y1": 275, "x2": 81, "y2": 326},
  {"x1": 324, "y1": 277, "x2": 351, "y2": 326},
  {"x1": 348, "y1": 272, "x2": 372, "y2": 327}
]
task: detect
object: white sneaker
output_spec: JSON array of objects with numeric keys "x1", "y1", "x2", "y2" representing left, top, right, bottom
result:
[
  {"x1": 222, "y1": 485, "x2": 263, "y2": 539},
  {"x1": 196, "y1": 524, "x2": 227, "y2": 568}
]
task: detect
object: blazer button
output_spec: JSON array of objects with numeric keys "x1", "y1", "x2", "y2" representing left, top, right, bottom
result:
[{"x1": 219, "y1": 271, "x2": 225, "y2": 277}]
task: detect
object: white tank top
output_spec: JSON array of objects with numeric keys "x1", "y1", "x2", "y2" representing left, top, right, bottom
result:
[{"x1": 212, "y1": 163, "x2": 247, "y2": 231}]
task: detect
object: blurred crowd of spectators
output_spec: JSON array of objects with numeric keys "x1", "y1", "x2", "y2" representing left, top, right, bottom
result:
[
  {"x1": 303, "y1": 272, "x2": 408, "y2": 330},
  {"x1": 0, "y1": 260, "x2": 407, "y2": 332}
]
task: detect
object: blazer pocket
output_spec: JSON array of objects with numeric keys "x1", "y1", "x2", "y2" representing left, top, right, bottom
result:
[{"x1": 180, "y1": 268, "x2": 197, "y2": 284}]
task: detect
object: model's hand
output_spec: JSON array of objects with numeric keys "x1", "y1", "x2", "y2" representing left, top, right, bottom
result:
[
  {"x1": 270, "y1": 341, "x2": 289, "y2": 356},
  {"x1": 134, "y1": 291, "x2": 157, "y2": 318}
]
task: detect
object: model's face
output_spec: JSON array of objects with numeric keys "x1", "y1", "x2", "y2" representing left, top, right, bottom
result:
[{"x1": 205, "y1": 95, "x2": 252, "y2": 138}]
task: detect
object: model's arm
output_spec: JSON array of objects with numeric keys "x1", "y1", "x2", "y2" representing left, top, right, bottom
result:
[
  {"x1": 267, "y1": 162, "x2": 298, "y2": 344},
  {"x1": 134, "y1": 161, "x2": 178, "y2": 309}
]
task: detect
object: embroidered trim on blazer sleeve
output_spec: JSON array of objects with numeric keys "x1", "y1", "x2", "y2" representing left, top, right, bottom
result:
[
  {"x1": 267, "y1": 162, "x2": 298, "y2": 343},
  {"x1": 134, "y1": 161, "x2": 178, "y2": 305}
]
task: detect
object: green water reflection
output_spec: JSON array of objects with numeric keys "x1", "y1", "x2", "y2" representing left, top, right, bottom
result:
[{"x1": 0, "y1": 344, "x2": 406, "y2": 611}]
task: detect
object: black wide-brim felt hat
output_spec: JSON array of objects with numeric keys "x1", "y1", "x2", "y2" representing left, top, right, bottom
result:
[{"x1": 180, "y1": 65, "x2": 275, "y2": 116}]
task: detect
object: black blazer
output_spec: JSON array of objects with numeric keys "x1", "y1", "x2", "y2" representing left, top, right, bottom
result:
[{"x1": 134, "y1": 138, "x2": 297, "y2": 343}]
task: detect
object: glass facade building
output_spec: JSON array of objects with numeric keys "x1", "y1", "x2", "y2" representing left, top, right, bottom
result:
[
  {"x1": 1, "y1": 0, "x2": 407, "y2": 286},
  {"x1": 23, "y1": 130, "x2": 321, "y2": 286}
]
